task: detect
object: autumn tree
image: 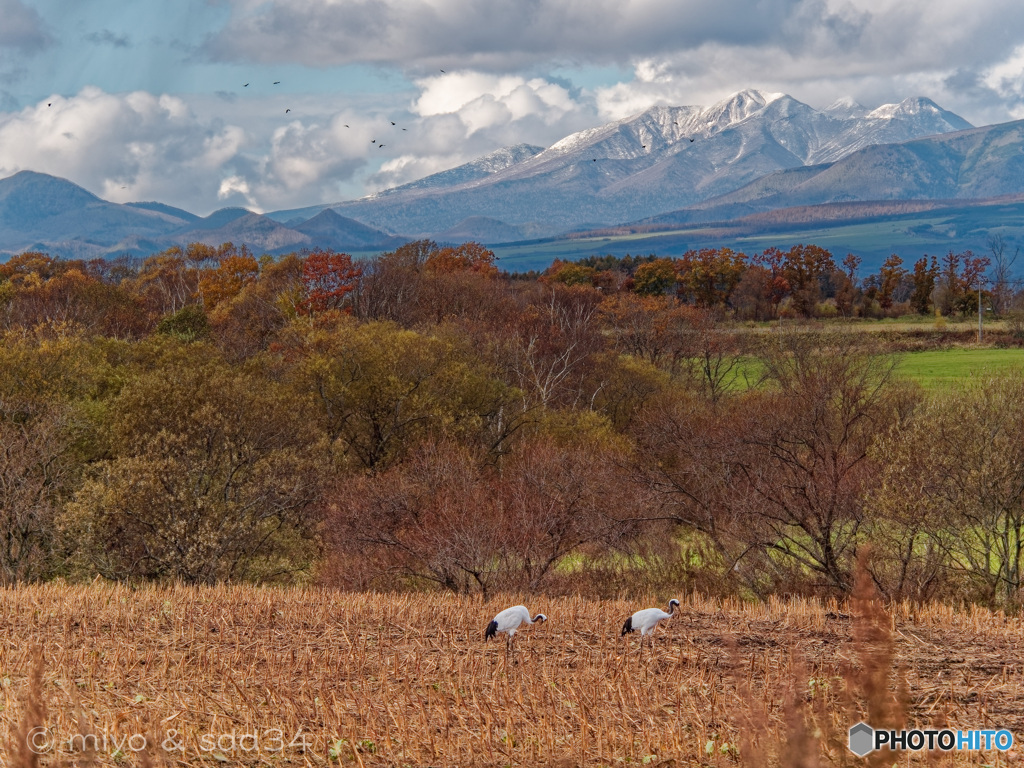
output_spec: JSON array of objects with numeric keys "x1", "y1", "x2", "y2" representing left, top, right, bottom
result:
[
  {"x1": 730, "y1": 264, "x2": 776, "y2": 320},
  {"x1": 956, "y1": 250, "x2": 991, "y2": 316},
  {"x1": 65, "y1": 344, "x2": 325, "y2": 583},
  {"x1": 675, "y1": 248, "x2": 746, "y2": 307},
  {"x1": 292, "y1": 319, "x2": 522, "y2": 470},
  {"x1": 126, "y1": 247, "x2": 199, "y2": 319},
  {"x1": 323, "y1": 433, "x2": 632, "y2": 595},
  {"x1": 732, "y1": 335, "x2": 917, "y2": 591},
  {"x1": 543, "y1": 260, "x2": 597, "y2": 286},
  {"x1": 299, "y1": 249, "x2": 362, "y2": 316},
  {"x1": 873, "y1": 375, "x2": 1024, "y2": 609},
  {"x1": 0, "y1": 403, "x2": 76, "y2": 582},
  {"x1": 988, "y1": 234, "x2": 1019, "y2": 315},
  {"x1": 749, "y1": 248, "x2": 792, "y2": 317},
  {"x1": 636, "y1": 334, "x2": 916, "y2": 596},
  {"x1": 877, "y1": 254, "x2": 907, "y2": 311},
  {"x1": 781, "y1": 244, "x2": 836, "y2": 316},
  {"x1": 936, "y1": 250, "x2": 965, "y2": 315},
  {"x1": 598, "y1": 293, "x2": 694, "y2": 374},
  {"x1": 324, "y1": 440, "x2": 504, "y2": 593},
  {"x1": 632, "y1": 391, "x2": 757, "y2": 593},
  {"x1": 196, "y1": 244, "x2": 260, "y2": 311},
  {"x1": 424, "y1": 241, "x2": 499, "y2": 278},
  {"x1": 496, "y1": 284, "x2": 605, "y2": 409},
  {"x1": 352, "y1": 240, "x2": 432, "y2": 323},
  {"x1": 632, "y1": 258, "x2": 677, "y2": 296},
  {"x1": 910, "y1": 256, "x2": 938, "y2": 315}
]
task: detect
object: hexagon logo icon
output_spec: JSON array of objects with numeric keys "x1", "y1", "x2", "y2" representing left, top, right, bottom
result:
[{"x1": 848, "y1": 722, "x2": 874, "y2": 757}]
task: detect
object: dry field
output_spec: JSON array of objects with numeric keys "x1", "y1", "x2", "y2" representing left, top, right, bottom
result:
[{"x1": 1, "y1": 583, "x2": 1022, "y2": 767}]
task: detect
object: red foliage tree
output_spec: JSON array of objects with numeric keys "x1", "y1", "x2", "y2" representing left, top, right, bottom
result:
[{"x1": 300, "y1": 249, "x2": 362, "y2": 315}]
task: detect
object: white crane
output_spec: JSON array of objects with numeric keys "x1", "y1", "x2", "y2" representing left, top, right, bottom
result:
[
  {"x1": 621, "y1": 599, "x2": 680, "y2": 646},
  {"x1": 484, "y1": 605, "x2": 547, "y2": 648}
]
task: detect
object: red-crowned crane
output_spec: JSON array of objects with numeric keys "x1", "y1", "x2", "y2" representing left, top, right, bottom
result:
[
  {"x1": 621, "y1": 599, "x2": 679, "y2": 647},
  {"x1": 484, "y1": 605, "x2": 547, "y2": 649}
]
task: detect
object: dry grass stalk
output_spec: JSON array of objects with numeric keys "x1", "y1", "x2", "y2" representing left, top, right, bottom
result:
[{"x1": 0, "y1": 584, "x2": 1018, "y2": 766}]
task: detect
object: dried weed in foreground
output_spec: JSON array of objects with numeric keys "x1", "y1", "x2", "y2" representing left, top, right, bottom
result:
[{"x1": 0, "y1": 584, "x2": 1021, "y2": 766}]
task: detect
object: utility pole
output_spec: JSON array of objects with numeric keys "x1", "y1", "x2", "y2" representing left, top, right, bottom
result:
[{"x1": 978, "y1": 280, "x2": 984, "y2": 343}]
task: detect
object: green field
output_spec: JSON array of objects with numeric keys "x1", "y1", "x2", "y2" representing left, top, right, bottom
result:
[
  {"x1": 895, "y1": 348, "x2": 1024, "y2": 389},
  {"x1": 716, "y1": 346, "x2": 1024, "y2": 393}
]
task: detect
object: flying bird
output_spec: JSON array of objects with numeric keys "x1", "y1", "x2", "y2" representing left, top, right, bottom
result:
[
  {"x1": 689, "y1": 138, "x2": 695, "y2": 142},
  {"x1": 379, "y1": 144, "x2": 385, "y2": 148},
  {"x1": 243, "y1": 83, "x2": 249, "y2": 87},
  {"x1": 390, "y1": 121, "x2": 396, "y2": 126},
  {"x1": 440, "y1": 69, "x2": 445, "y2": 73},
  {"x1": 622, "y1": 599, "x2": 679, "y2": 646},
  {"x1": 273, "y1": 81, "x2": 281, "y2": 85},
  {"x1": 485, "y1": 606, "x2": 547, "y2": 649},
  {"x1": 285, "y1": 108, "x2": 291, "y2": 113}
]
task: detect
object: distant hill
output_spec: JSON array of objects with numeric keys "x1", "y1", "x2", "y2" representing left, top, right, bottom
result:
[
  {"x1": 173, "y1": 212, "x2": 310, "y2": 252},
  {"x1": 0, "y1": 171, "x2": 188, "y2": 250},
  {"x1": 126, "y1": 201, "x2": 200, "y2": 224},
  {"x1": 0, "y1": 172, "x2": 406, "y2": 259},
  {"x1": 433, "y1": 216, "x2": 532, "y2": 244},
  {"x1": 290, "y1": 209, "x2": 407, "y2": 251}
]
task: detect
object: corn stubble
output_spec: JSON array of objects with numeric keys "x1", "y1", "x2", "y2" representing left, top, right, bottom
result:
[{"x1": 0, "y1": 583, "x2": 1021, "y2": 767}]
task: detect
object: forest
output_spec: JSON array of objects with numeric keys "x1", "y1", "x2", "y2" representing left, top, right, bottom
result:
[{"x1": 2, "y1": 238, "x2": 1024, "y2": 609}]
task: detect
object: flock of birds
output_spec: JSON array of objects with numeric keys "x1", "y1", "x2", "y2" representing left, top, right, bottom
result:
[
  {"x1": 230, "y1": 76, "x2": 697, "y2": 160},
  {"x1": 484, "y1": 599, "x2": 680, "y2": 651},
  {"x1": 246, "y1": 79, "x2": 413, "y2": 149}
]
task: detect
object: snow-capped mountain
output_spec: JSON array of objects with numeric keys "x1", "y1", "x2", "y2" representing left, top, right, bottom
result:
[
  {"x1": 2, "y1": 89, "x2": 1006, "y2": 259},
  {"x1": 316, "y1": 90, "x2": 973, "y2": 237}
]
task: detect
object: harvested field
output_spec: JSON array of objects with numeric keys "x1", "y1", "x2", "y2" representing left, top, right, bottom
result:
[{"x1": 1, "y1": 584, "x2": 1021, "y2": 767}]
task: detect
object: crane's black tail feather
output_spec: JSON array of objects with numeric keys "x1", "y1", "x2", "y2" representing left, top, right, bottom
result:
[
  {"x1": 621, "y1": 616, "x2": 633, "y2": 636},
  {"x1": 485, "y1": 620, "x2": 498, "y2": 641}
]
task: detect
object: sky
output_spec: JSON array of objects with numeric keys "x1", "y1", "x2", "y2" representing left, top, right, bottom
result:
[{"x1": 1, "y1": 0, "x2": 1024, "y2": 216}]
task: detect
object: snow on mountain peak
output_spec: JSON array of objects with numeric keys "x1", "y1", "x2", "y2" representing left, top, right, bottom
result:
[
  {"x1": 699, "y1": 89, "x2": 787, "y2": 131},
  {"x1": 869, "y1": 97, "x2": 940, "y2": 120},
  {"x1": 825, "y1": 96, "x2": 867, "y2": 117}
]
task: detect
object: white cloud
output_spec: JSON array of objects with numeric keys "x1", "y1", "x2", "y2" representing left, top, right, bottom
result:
[
  {"x1": 982, "y1": 44, "x2": 1024, "y2": 118},
  {"x1": 0, "y1": 87, "x2": 250, "y2": 210},
  {"x1": 413, "y1": 72, "x2": 582, "y2": 137}
]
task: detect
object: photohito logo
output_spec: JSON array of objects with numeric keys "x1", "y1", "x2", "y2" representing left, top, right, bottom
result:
[{"x1": 848, "y1": 722, "x2": 1014, "y2": 756}]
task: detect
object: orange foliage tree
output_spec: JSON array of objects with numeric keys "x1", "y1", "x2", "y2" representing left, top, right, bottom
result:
[
  {"x1": 299, "y1": 249, "x2": 362, "y2": 315},
  {"x1": 424, "y1": 242, "x2": 499, "y2": 277},
  {"x1": 197, "y1": 245, "x2": 260, "y2": 311}
]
